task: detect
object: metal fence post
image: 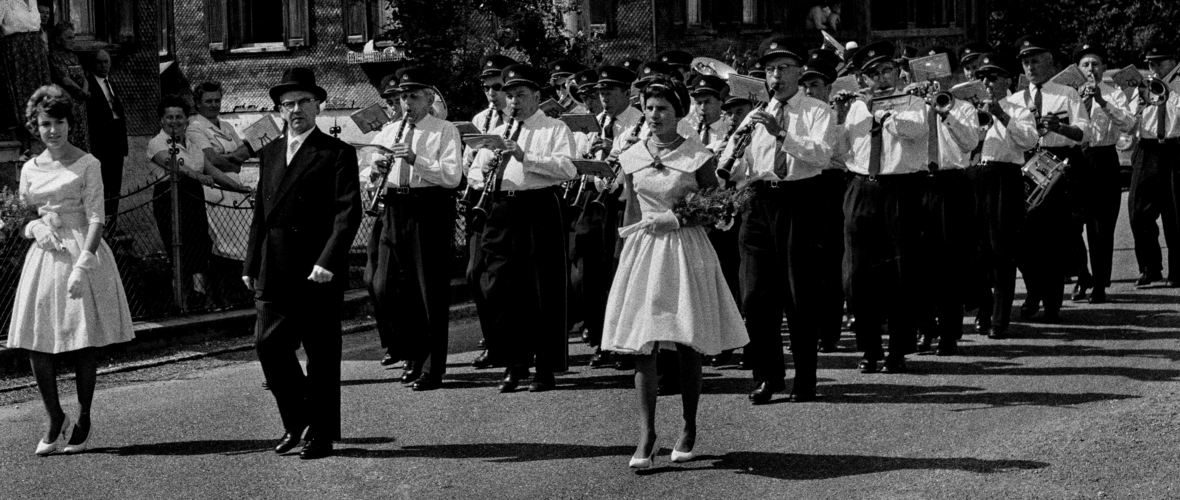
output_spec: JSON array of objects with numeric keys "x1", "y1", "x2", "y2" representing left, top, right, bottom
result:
[{"x1": 166, "y1": 135, "x2": 185, "y2": 313}]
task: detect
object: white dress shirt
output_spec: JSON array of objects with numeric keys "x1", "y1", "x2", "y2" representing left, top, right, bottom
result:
[
  {"x1": 1007, "y1": 81, "x2": 1090, "y2": 148},
  {"x1": 472, "y1": 106, "x2": 508, "y2": 134},
  {"x1": 285, "y1": 127, "x2": 315, "y2": 165},
  {"x1": 468, "y1": 110, "x2": 577, "y2": 191},
  {"x1": 1085, "y1": 82, "x2": 1136, "y2": 147},
  {"x1": 363, "y1": 113, "x2": 463, "y2": 189},
  {"x1": 843, "y1": 91, "x2": 929, "y2": 175},
  {"x1": 1136, "y1": 87, "x2": 1180, "y2": 140},
  {"x1": 0, "y1": 0, "x2": 41, "y2": 36},
  {"x1": 677, "y1": 114, "x2": 730, "y2": 149},
  {"x1": 980, "y1": 100, "x2": 1039, "y2": 164},
  {"x1": 931, "y1": 98, "x2": 980, "y2": 170},
  {"x1": 721, "y1": 90, "x2": 833, "y2": 184}
]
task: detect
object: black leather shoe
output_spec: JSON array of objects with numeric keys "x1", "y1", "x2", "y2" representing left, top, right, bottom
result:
[
  {"x1": 738, "y1": 357, "x2": 752, "y2": 370},
  {"x1": 380, "y1": 353, "x2": 397, "y2": 367},
  {"x1": 581, "y1": 329, "x2": 591, "y2": 344},
  {"x1": 1165, "y1": 280, "x2": 1179, "y2": 288},
  {"x1": 817, "y1": 342, "x2": 838, "y2": 353},
  {"x1": 498, "y1": 367, "x2": 526, "y2": 393},
  {"x1": 1136, "y1": 271, "x2": 1163, "y2": 288},
  {"x1": 1089, "y1": 288, "x2": 1107, "y2": 304},
  {"x1": 472, "y1": 351, "x2": 493, "y2": 369},
  {"x1": 882, "y1": 357, "x2": 908, "y2": 374},
  {"x1": 400, "y1": 368, "x2": 421, "y2": 384},
  {"x1": 274, "y1": 427, "x2": 306, "y2": 454},
  {"x1": 710, "y1": 350, "x2": 733, "y2": 366},
  {"x1": 858, "y1": 359, "x2": 879, "y2": 373},
  {"x1": 748, "y1": 380, "x2": 786, "y2": 405},
  {"x1": 974, "y1": 316, "x2": 991, "y2": 334},
  {"x1": 613, "y1": 356, "x2": 635, "y2": 371},
  {"x1": 528, "y1": 371, "x2": 555, "y2": 392},
  {"x1": 588, "y1": 349, "x2": 611, "y2": 368},
  {"x1": 987, "y1": 325, "x2": 1009, "y2": 339},
  {"x1": 936, "y1": 340, "x2": 958, "y2": 356},
  {"x1": 411, "y1": 377, "x2": 442, "y2": 391},
  {"x1": 916, "y1": 335, "x2": 933, "y2": 353},
  {"x1": 1042, "y1": 310, "x2": 1061, "y2": 323},
  {"x1": 477, "y1": 338, "x2": 486, "y2": 349},
  {"x1": 788, "y1": 390, "x2": 817, "y2": 402},
  {"x1": 1019, "y1": 301, "x2": 1040, "y2": 319},
  {"x1": 1071, "y1": 283, "x2": 1088, "y2": 301},
  {"x1": 299, "y1": 438, "x2": 333, "y2": 460}
]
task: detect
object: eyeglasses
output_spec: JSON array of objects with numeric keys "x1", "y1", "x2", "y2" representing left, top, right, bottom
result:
[
  {"x1": 767, "y1": 63, "x2": 800, "y2": 74},
  {"x1": 482, "y1": 83, "x2": 503, "y2": 92},
  {"x1": 279, "y1": 97, "x2": 315, "y2": 111}
]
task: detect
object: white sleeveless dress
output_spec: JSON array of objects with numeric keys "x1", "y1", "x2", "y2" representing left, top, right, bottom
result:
[{"x1": 600, "y1": 140, "x2": 749, "y2": 356}]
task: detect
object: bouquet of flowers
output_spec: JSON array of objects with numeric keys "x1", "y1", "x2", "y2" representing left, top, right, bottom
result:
[
  {"x1": 672, "y1": 187, "x2": 752, "y2": 231},
  {"x1": 0, "y1": 187, "x2": 39, "y2": 242}
]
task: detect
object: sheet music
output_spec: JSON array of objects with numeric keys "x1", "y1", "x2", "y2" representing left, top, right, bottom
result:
[
  {"x1": 349, "y1": 103, "x2": 390, "y2": 134},
  {"x1": 242, "y1": 116, "x2": 282, "y2": 152}
]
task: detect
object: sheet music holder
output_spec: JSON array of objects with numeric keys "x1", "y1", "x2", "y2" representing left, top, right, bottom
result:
[
  {"x1": 452, "y1": 121, "x2": 481, "y2": 136},
  {"x1": 831, "y1": 75, "x2": 860, "y2": 97},
  {"x1": 910, "y1": 53, "x2": 952, "y2": 82},
  {"x1": 349, "y1": 103, "x2": 390, "y2": 134},
  {"x1": 1050, "y1": 64, "x2": 1089, "y2": 90},
  {"x1": 560, "y1": 114, "x2": 601, "y2": 135},
  {"x1": 1110, "y1": 65, "x2": 1144, "y2": 89},
  {"x1": 242, "y1": 116, "x2": 282, "y2": 152},
  {"x1": 539, "y1": 98, "x2": 564, "y2": 116},
  {"x1": 462, "y1": 134, "x2": 509, "y2": 150},
  {"x1": 571, "y1": 160, "x2": 614, "y2": 177},
  {"x1": 949, "y1": 81, "x2": 989, "y2": 103},
  {"x1": 349, "y1": 143, "x2": 397, "y2": 171},
  {"x1": 728, "y1": 74, "x2": 770, "y2": 103}
]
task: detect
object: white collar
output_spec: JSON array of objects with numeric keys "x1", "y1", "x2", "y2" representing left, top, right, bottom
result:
[{"x1": 287, "y1": 127, "x2": 315, "y2": 147}]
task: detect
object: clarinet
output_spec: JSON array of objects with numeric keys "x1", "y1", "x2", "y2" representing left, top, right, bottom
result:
[
  {"x1": 470, "y1": 117, "x2": 517, "y2": 229},
  {"x1": 365, "y1": 117, "x2": 412, "y2": 216},
  {"x1": 591, "y1": 115, "x2": 646, "y2": 209},
  {"x1": 716, "y1": 100, "x2": 774, "y2": 181},
  {"x1": 482, "y1": 102, "x2": 496, "y2": 132}
]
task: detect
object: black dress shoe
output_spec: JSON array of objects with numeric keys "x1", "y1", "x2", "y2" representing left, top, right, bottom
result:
[
  {"x1": 916, "y1": 335, "x2": 933, "y2": 353},
  {"x1": 400, "y1": 368, "x2": 421, "y2": 384},
  {"x1": 1042, "y1": 310, "x2": 1061, "y2": 323},
  {"x1": 472, "y1": 351, "x2": 493, "y2": 369},
  {"x1": 1165, "y1": 280, "x2": 1179, "y2": 288},
  {"x1": 936, "y1": 340, "x2": 958, "y2": 356},
  {"x1": 974, "y1": 316, "x2": 991, "y2": 334},
  {"x1": 498, "y1": 367, "x2": 527, "y2": 393},
  {"x1": 1071, "y1": 283, "x2": 1088, "y2": 301},
  {"x1": 588, "y1": 349, "x2": 611, "y2": 368},
  {"x1": 882, "y1": 357, "x2": 908, "y2": 374},
  {"x1": 987, "y1": 325, "x2": 1009, "y2": 339},
  {"x1": 858, "y1": 359, "x2": 879, "y2": 373},
  {"x1": 274, "y1": 427, "x2": 306, "y2": 454},
  {"x1": 817, "y1": 342, "x2": 838, "y2": 353},
  {"x1": 299, "y1": 438, "x2": 333, "y2": 460},
  {"x1": 738, "y1": 358, "x2": 752, "y2": 370},
  {"x1": 581, "y1": 329, "x2": 592, "y2": 344},
  {"x1": 477, "y1": 338, "x2": 486, "y2": 349},
  {"x1": 1089, "y1": 288, "x2": 1106, "y2": 304},
  {"x1": 1019, "y1": 301, "x2": 1040, "y2": 319},
  {"x1": 411, "y1": 377, "x2": 442, "y2": 391},
  {"x1": 748, "y1": 380, "x2": 786, "y2": 404},
  {"x1": 613, "y1": 356, "x2": 635, "y2": 371},
  {"x1": 528, "y1": 371, "x2": 555, "y2": 392},
  {"x1": 787, "y1": 391, "x2": 817, "y2": 402},
  {"x1": 380, "y1": 353, "x2": 397, "y2": 367},
  {"x1": 1136, "y1": 271, "x2": 1163, "y2": 288},
  {"x1": 710, "y1": 350, "x2": 733, "y2": 366}
]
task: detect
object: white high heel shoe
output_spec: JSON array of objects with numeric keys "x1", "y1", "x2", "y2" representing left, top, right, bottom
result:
[
  {"x1": 629, "y1": 444, "x2": 657, "y2": 469},
  {"x1": 61, "y1": 419, "x2": 91, "y2": 454},
  {"x1": 34, "y1": 413, "x2": 72, "y2": 457},
  {"x1": 670, "y1": 448, "x2": 696, "y2": 463}
]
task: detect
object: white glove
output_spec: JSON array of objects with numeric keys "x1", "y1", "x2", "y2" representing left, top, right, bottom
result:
[
  {"x1": 67, "y1": 250, "x2": 98, "y2": 299},
  {"x1": 24, "y1": 220, "x2": 63, "y2": 251},
  {"x1": 644, "y1": 210, "x2": 681, "y2": 235}
]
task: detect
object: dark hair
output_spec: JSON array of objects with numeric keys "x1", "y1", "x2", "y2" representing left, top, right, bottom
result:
[
  {"x1": 192, "y1": 81, "x2": 224, "y2": 104},
  {"x1": 50, "y1": 22, "x2": 74, "y2": 48},
  {"x1": 25, "y1": 85, "x2": 73, "y2": 135},
  {"x1": 641, "y1": 77, "x2": 690, "y2": 118},
  {"x1": 157, "y1": 94, "x2": 191, "y2": 118}
]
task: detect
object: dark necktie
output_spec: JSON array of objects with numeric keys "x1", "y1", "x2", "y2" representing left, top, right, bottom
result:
[
  {"x1": 927, "y1": 105, "x2": 940, "y2": 170},
  {"x1": 1158, "y1": 95, "x2": 1168, "y2": 140},
  {"x1": 397, "y1": 123, "x2": 416, "y2": 186},
  {"x1": 773, "y1": 100, "x2": 789, "y2": 178},
  {"x1": 868, "y1": 101, "x2": 883, "y2": 179},
  {"x1": 102, "y1": 78, "x2": 121, "y2": 119}
]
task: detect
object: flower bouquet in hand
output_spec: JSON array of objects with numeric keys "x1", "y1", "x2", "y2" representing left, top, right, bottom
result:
[
  {"x1": 672, "y1": 187, "x2": 753, "y2": 231},
  {"x1": 0, "y1": 187, "x2": 38, "y2": 242}
]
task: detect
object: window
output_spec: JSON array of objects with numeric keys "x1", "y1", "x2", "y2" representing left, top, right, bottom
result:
[
  {"x1": 52, "y1": 0, "x2": 134, "y2": 46},
  {"x1": 205, "y1": 0, "x2": 309, "y2": 53},
  {"x1": 686, "y1": 0, "x2": 702, "y2": 26},
  {"x1": 342, "y1": 0, "x2": 396, "y2": 45},
  {"x1": 873, "y1": 0, "x2": 965, "y2": 31},
  {"x1": 742, "y1": 0, "x2": 757, "y2": 24},
  {"x1": 158, "y1": 0, "x2": 174, "y2": 57},
  {"x1": 588, "y1": 0, "x2": 616, "y2": 35}
]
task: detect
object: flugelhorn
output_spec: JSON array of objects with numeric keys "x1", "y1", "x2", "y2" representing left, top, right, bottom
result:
[
  {"x1": 1148, "y1": 77, "x2": 1170, "y2": 106},
  {"x1": 365, "y1": 117, "x2": 412, "y2": 217}
]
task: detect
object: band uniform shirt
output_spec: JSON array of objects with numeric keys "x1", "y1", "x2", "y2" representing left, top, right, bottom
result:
[
  {"x1": 1136, "y1": 85, "x2": 1180, "y2": 140},
  {"x1": 1008, "y1": 81, "x2": 1090, "y2": 148},
  {"x1": 676, "y1": 115, "x2": 729, "y2": 150},
  {"x1": 472, "y1": 106, "x2": 507, "y2": 134},
  {"x1": 722, "y1": 91, "x2": 833, "y2": 185},
  {"x1": 825, "y1": 114, "x2": 851, "y2": 171},
  {"x1": 843, "y1": 91, "x2": 929, "y2": 176},
  {"x1": 468, "y1": 109, "x2": 577, "y2": 191},
  {"x1": 1086, "y1": 82, "x2": 1136, "y2": 147},
  {"x1": 187, "y1": 114, "x2": 244, "y2": 157},
  {"x1": 363, "y1": 114, "x2": 463, "y2": 190},
  {"x1": 980, "y1": 100, "x2": 1039, "y2": 164},
  {"x1": 606, "y1": 107, "x2": 647, "y2": 155},
  {"x1": 931, "y1": 98, "x2": 981, "y2": 169}
]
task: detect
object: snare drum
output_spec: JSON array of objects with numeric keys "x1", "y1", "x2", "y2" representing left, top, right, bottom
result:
[{"x1": 1022, "y1": 149, "x2": 1070, "y2": 211}]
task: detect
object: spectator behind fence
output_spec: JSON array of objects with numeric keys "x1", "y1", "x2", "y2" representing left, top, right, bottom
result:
[
  {"x1": 85, "y1": 49, "x2": 127, "y2": 232},
  {"x1": 806, "y1": 2, "x2": 831, "y2": 30},
  {"x1": 47, "y1": 22, "x2": 87, "y2": 151},
  {"x1": 146, "y1": 95, "x2": 245, "y2": 311},
  {"x1": 0, "y1": 0, "x2": 52, "y2": 149},
  {"x1": 7, "y1": 85, "x2": 134, "y2": 456},
  {"x1": 188, "y1": 81, "x2": 253, "y2": 309}
]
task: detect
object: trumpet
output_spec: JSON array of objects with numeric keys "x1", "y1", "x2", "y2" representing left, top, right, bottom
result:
[
  {"x1": 365, "y1": 117, "x2": 412, "y2": 217},
  {"x1": 1147, "y1": 76, "x2": 1170, "y2": 106},
  {"x1": 591, "y1": 115, "x2": 646, "y2": 209},
  {"x1": 470, "y1": 117, "x2": 518, "y2": 229}
]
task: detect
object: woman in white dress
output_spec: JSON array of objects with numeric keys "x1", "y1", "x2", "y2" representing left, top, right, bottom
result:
[
  {"x1": 6, "y1": 85, "x2": 134, "y2": 455},
  {"x1": 601, "y1": 79, "x2": 749, "y2": 469}
]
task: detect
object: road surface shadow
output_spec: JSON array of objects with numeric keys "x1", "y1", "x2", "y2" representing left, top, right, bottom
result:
[
  {"x1": 641, "y1": 452, "x2": 1049, "y2": 480},
  {"x1": 961, "y1": 342, "x2": 1180, "y2": 362},
  {"x1": 89, "y1": 437, "x2": 397, "y2": 456},
  {"x1": 820, "y1": 382, "x2": 1136, "y2": 408},
  {"x1": 335, "y1": 442, "x2": 632, "y2": 461}
]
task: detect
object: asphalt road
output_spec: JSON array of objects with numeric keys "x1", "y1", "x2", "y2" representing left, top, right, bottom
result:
[{"x1": 1, "y1": 193, "x2": 1179, "y2": 499}]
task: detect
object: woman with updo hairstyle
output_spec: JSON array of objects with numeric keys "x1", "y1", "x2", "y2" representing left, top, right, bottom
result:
[
  {"x1": 7, "y1": 84, "x2": 135, "y2": 456},
  {"x1": 47, "y1": 21, "x2": 88, "y2": 151},
  {"x1": 600, "y1": 77, "x2": 748, "y2": 469}
]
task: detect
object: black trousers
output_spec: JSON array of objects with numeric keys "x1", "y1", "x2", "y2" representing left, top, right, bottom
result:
[
  {"x1": 843, "y1": 173, "x2": 926, "y2": 360},
  {"x1": 1019, "y1": 147, "x2": 1087, "y2": 314},
  {"x1": 818, "y1": 169, "x2": 848, "y2": 346},
  {"x1": 569, "y1": 193, "x2": 619, "y2": 347},
  {"x1": 480, "y1": 188, "x2": 569, "y2": 372},
  {"x1": 255, "y1": 290, "x2": 344, "y2": 440},
  {"x1": 1128, "y1": 140, "x2": 1180, "y2": 278},
  {"x1": 920, "y1": 170, "x2": 973, "y2": 342},
  {"x1": 95, "y1": 152, "x2": 124, "y2": 230},
  {"x1": 1073, "y1": 146, "x2": 1123, "y2": 288},
  {"x1": 364, "y1": 188, "x2": 455, "y2": 378},
  {"x1": 740, "y1": 178, "x2": 823, "y2": 390},
  {"x1": 967, "y1": 162, "x2": 1025, "y2": 328}
]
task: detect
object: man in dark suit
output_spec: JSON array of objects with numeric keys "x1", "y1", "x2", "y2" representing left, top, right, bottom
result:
[
  {"x1": 243, "y1": 68, "x2": 362, "y2": 460},
  {"x1": 85, "y1": 49, "x2": 127, "y2": 231}
]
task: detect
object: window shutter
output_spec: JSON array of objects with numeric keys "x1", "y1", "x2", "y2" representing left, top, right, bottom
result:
[
  {"x1": 286, "y1": 0, "x2": 311, "y2": 48},
  {"x1": 342, "y1": 0, "x2": 369, "y2": 44},
  {"x1": 205, "y1": 0, "x2": 228, "y2": 51}
]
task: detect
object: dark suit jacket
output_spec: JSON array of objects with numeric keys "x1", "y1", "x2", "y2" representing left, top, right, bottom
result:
[
  {"x1": 245, "y1": 127, "x2": 362, "y2": 302},
  {"x1": 85, "y1": 74, "x2": 128, "y2": 158}
]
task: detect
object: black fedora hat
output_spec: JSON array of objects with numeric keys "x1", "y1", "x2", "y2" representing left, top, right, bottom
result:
[{"x1": 269, "y1": 67, "x2": 327, "y2": 105}]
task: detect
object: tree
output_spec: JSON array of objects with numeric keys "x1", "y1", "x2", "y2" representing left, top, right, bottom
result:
[{"x1": 989, "y1": 0, "x2": 1180, "y2": 67}]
